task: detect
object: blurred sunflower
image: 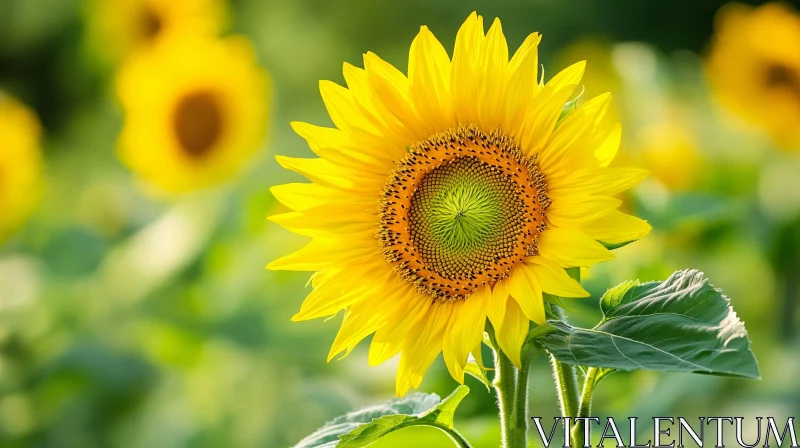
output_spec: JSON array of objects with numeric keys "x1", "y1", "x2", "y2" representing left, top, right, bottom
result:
[
  {"x1": 116, "y1": 35, "x2": 270, "y2": 194},
  {"x1": 708, "y1": 2, "x2": 800, "y2": 149},
  {"x1": 85, "y1": 0, "x2": 226, "y2": 64},
  {"x1": 0, "y1": 94, "x2": 43, "y2": 242},
  {"x1": 638, "y1": 121, "x2": 704, "y2": 192},
  {"x1": 269, "y1": 12, "x2": 651, "y2": 396}
]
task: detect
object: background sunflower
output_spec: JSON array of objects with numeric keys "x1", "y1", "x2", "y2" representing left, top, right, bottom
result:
[
  {"x1": 84, "y1": 0, "x2": 227, "y2": 65},
  {"x1": 0, "y1": 94, "x2": 43, "y2": 243},
  {"x1": 0, "y1": 0, "x2": 797, "y2": 447},
  {"x1": 116, "y1": 34, "x2": 270, "y2": 193},
  {"x1": 708, "y1": 2, "x2": 800, "y2": 150}
]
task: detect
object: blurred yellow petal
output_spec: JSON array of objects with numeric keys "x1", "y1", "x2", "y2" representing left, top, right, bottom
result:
[
  {"x1": 116, "y1": 35, "x2": 268, "y2": 193},
  {"x1": 0, "y1": 94, "x2": 43, "y2": 242}
]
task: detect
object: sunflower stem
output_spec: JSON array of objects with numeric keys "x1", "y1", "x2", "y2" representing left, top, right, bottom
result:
[
  {"x1": 437, "y1": 424, "x2": 475, "y2": 448},
  {"x1": 571, "y1": 367, "x2": 599, "y2": 447},
  {"x1": 489, "y1": 326, "x2": 529, "y2": 448},
  {"x1": 549, "y1": 306, "x2": 581, "y2": 423}
]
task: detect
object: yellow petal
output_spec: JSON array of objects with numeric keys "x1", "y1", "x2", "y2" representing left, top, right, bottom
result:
[
  {"x1": 270, "y1": 182, "x2": 370, "y2": 212},
  {"x1": 595, "y1": 123, "x2": 621, "y2": 167},
  {"x1": 486, "y1": 279, "x2": 509, "y2": 333},
  {"x1": 443, "y1": 285, "x2": 489, "y2": 383},
  {"x1": 494, "y1": 297, "x2": 529, "y2": 368},
  {"x1": 517, "y1": 82, "x2": 577, "y2": 156},
  {"x1": 574, "y1": 210, "x2": 652, "y2": 245},
  {"x1": 267, "y1": 237, "x2": 375, "y2": 271},
  {"x1": 275, "y1": 156, "x2": 379, "y2": 191},
  {"x1": 369, "y1": 292, "x2": 432, "y2": 366},
  {"x1": 539, "y1": 93, "x2": 612, "y2": 173},
  {"x1": 408, "y1": 25, "x2": 453, "y2": 133},
  {"x1": 291, "y1": 121, "x2": 393, "y2": 167},
  {"x1": 364, "y1": 52, "x2": 427, "y2": 141},
  {"x1": 546, "y1": 194, "x2": 621, "y2": 227},
  {"x1": 268, "y1": 203, "x2": 375, "y2": 237},
  {"x1": 525, "y1": 256, "x2": 589, "y2": 298},
  {"x1": 328, "y1": 290, "x2": 406, "y2": 361},
  {"x1": 504, "y1": 32, "x2": 542, "y2": 135},
  {"x1": 548, "y1": 167, "x2": 649, "y2": 198},
  {"x1": 451, "y1": 12, "x2": 485, "y2": 125},
  {"x1": 292, "y1": 267, "x2": 389, "y2": 321},
  {"x1": 538, "y1": 227, "x2": 614, "y2": 267},
  {"x1": 546, "y1": 60, "x2": 586, "y2": 91},
  {"x1": 478, "y1": 18, "x2": 508, "y2": 130},
  {"x1": 342, "y1": 63, "x2": 413, "y2": 153},
  {"x1": 506, "y1": 264, "x2": 546, "y2": 325},
  {"x1": 319, "y1": 80, "x2": 381, "y2": 138},
  {"x1": 396, "y1": 301, "x2": 453, "y2": 396}
]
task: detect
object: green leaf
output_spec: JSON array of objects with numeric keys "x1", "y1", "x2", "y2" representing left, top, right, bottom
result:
[
  {"x1": 600, "y1": 239, "x2": 636, "y2": 250},
  {"x1": 464, "y1": 359, "x2": 491, "y2": 391},
  {"x1": 292, "y1": 386, "x2": 470, "y2": 448},
  {"x1": 537, "y1": 269, "x2": 760, "y2": 378}
]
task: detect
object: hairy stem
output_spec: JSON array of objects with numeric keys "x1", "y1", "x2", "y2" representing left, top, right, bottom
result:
[
  {"x1": 490, "y1": 326, "x2": 529, "y2": 448},
  {"x1": 571, "y1": 367, "x2": 599, "y2": 447},
  {"x1": 437, "y1": 424, "x2": 474, "y2": 448},
  {"x1": 549, "y1": 306, "x2": 580, "y2": 420}
]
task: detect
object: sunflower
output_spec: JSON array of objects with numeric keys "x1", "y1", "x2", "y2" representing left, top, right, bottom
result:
[
  {"x1": 84, "y1": 0, "x2": 226, "y2": 64},
  {"x1": 638, "y1": 121, "x2": 704, "y2": 192},
  {"x1": 708, "y1": 2, "x2": 800, "y2": 149},
  {"x1": 0, "y1": 94, "x2": 43, "y2": 242},
  {"x1": 116, "y1": 34, "x2": 270, "y2": 193},
  {"x1": 268, "y1": 13, "x2": 651, "y2": 396}
]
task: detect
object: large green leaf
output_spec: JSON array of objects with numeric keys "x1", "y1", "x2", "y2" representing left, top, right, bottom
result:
[
  {"x1": 293, "y1": 386, "x2": 470, "y2": 448},
  {"x1": 537, "y1": 270, "x2": 759, "y2": 378}
]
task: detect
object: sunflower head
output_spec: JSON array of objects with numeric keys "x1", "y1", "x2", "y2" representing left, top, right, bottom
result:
[
  {"x1": 116, "y1": 34, "x2": 270, "y2": 194},
  {"x1": 708, "y1": 2, "x2": 800, "y2": 149},
  {"x1": 0, "y1": 94, "x2": 43, "y2": 242},
  {"x1": 85, "y1": 0, "x2": 227, "y2": 64},
  {"x1": 269, "y1": 12, "x2": 651, "y2": 396}
]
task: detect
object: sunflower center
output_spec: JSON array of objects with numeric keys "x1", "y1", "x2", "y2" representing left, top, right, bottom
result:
[
  {"x1": 173, "y1": 90, "x2": 224, "y2": 158},
  {"x1": 378, "y1": 125, "x2": 549, "y2": 301},
  {"x1": 140, "y1": 5, "x2": 163, "y2": 40}
]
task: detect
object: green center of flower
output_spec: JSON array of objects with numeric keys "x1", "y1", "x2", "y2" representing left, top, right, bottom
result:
[
  {"x1": 378, "y1": 125, "x2": 549, "y2": 301},
  {"x1": 409, "y1": 156, "x2": 527, "y2": 281}
]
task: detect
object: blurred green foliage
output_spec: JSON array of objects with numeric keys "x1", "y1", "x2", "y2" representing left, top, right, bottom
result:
[{"x1": 0, "y1": 0, "x2": 799, "y2": 447}]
